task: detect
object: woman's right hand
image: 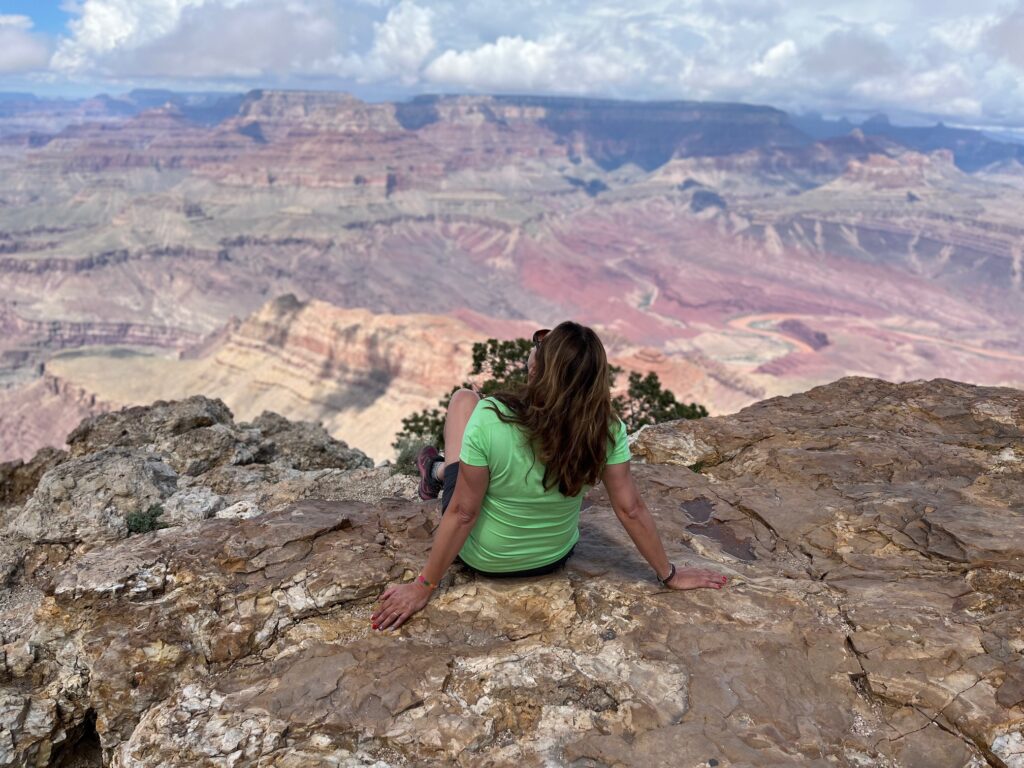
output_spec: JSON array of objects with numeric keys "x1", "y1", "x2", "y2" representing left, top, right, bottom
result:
[{"x1": 666, "y1": 567, "x2": 728, "y2": 590}]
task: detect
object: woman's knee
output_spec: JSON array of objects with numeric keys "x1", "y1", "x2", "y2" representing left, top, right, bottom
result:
[{"x1": 447, "y1": 388, "x2": 480, "y2": 414}]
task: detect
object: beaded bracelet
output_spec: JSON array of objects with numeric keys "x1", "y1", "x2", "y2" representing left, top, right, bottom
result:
[{"x1": 416, "y1": 573, "x2": 437, "y2": 590}]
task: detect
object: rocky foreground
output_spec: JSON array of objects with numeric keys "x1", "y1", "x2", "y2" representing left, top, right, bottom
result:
[{"x1": 0, "y1": 377, "x2": 1022, "y2": 767}]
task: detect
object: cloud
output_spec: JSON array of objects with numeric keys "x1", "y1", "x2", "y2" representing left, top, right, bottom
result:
[
  {"x1": 930, "y1": 14, "x2": 998, "y2": 52},
  {"x1": 52, "y1": 0, "x2": 347, "y2": 79},
  {"x1": 51, "y1": 0, "x2": 435, "y2": 84},
  {"x1": 120, "y1": 1, "x2": 341, "y2": 80},
  {"x1": 425, "y1": 35, "x2": 567, "y2": 92},
  {"x1": 988, "y1": 6, "x2": 1024, "y2": 69},
  {"x1": 52, "y1": 0, "x2": 208, "y2": 73},
  {"x1": 800, "y1": 28, "x2": 900, "y2": 82},
  {"x1": 852, "y1": 64, "x2": 983, "y2": 117},
  {"x1": 424, "y1": 7, "x2": 697, "y2": 95},
  {"x1": 16, "y1": 0, "x2": 1024, "y2": 126},
  {"x1": 351, "y1": 0, "x2": 436, "y2": 83},
  {"x1": 0, "y1": 15, "x2": 52, "y2": 74},
  {"x1": 750, "y1": 40, "x2": 798, "y2": 78}
]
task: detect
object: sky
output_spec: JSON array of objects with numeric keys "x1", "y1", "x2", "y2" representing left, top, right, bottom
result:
[{"x1": 1, "y1": 0, "x2": 1023, "y2": 128}]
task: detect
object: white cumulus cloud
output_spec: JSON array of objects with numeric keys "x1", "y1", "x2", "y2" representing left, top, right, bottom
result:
[
  {"x1": 750, "y1": 40, "x2": 798, "y2": 78},
  {"x1": 0, "y1": 15, "x2": 52, "y2": 74},
  {"x1": 50, "y1": 0, "x2": 436, "y2": 83},
  {"x1": 52, "y1": 0, "x2": 211, "y2": 73},
  {"x1": 7, "y1": 0, "x2": 1024, "y2": 126},
  {"x1": 425, "y1": 35, "x2": 565, "y2": 92},
  {"x1": 353, "y1": 0, "x2": 436, "y2": 83}
]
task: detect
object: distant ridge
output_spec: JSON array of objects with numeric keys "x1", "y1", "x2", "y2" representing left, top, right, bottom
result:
[{"x1": 6, "y1": 87, "x2": 1023, "y2": 172}]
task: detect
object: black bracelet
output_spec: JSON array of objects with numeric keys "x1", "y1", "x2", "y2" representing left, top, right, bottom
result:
[{"x1": 658, "y1": 562, "x2": 676, "y2": 586}]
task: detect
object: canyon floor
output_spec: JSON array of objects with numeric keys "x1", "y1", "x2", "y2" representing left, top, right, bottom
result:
[
  {"x1": 0, "y1": 376, "x2": 1022, "y2": 767},
  {"x1": 1, "y1": 92, "x2": 1023, "y2": 462}
]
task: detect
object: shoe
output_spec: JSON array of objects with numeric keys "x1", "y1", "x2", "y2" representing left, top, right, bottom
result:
[{"x1": 417, "y1": 445, "x2": 444, "y2": 500}]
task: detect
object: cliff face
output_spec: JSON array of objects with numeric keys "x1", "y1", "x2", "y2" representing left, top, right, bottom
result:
[
  {"x1": 0, "y1": 373, "x2": 112, "y2": 462},
  {"x1": 1, "y1": 377, "x2": 1021, "y2": 767},
  {"x1": 43, "y1": 295, "x2": 488, "y2": 462},
  {"x1": 37, "y1": 295, "x2": 733, "y2": 464}
]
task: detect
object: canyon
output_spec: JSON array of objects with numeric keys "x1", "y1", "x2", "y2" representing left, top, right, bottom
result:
[{"x1": 0, "y1": 90, "x2": 1022, "y2": 461}]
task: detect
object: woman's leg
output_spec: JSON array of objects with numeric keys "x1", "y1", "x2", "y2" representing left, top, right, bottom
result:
[
  {"x1": 438, "y1": 389, "x2": 479, "y2": 513},
  {"x1": 417, "y1": 388, "x2": 480, "y2": 502},
  {"x1": 442, "y1": 388, "x2": 480, "y2": 470}
]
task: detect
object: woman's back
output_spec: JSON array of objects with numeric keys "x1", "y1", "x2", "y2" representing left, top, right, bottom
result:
[
  {"x1": 372, "y1": 322, "x2": 727, "y2": 633},
  {"x1": 457, "y1": 397, "x2": 630, "y2": 572}
]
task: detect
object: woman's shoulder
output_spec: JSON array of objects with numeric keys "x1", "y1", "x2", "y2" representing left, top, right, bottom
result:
[
  {"x1": 477, "y1": 395, "x2": 514, "y2": 411},
  {"x1": 469, "y1": 396, "x2": 512, "y2": 423}
]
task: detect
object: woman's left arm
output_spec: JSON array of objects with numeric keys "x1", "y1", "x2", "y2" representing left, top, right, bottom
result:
[{"x1": 371, "y1": 462, "x2": 489, "y2": 630}]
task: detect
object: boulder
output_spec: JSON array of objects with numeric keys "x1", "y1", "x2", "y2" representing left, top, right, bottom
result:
[
  {"x1": 66, "y1": 396, "x2": 235, "y2": 457},
  {"x1": 241, "y1": 411, "x2": 375, "y2": 471},
  {"x1": 9, "y1": 448, "x2": 178, "y2": 546}
]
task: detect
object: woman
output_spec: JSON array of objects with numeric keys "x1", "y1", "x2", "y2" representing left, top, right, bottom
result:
[{"x1": 371, "y1": 322, "x2": 727, "y2": 631}]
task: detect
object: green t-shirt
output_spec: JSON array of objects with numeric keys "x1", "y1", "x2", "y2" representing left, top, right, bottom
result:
[{"x1": 457, "y1": 397, "x2": 631, "y2": 573}]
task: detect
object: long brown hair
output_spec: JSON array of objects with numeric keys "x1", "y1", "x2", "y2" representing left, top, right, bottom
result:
[{"x1": 489, "y1": 321, "x2": 616, "y2": 497}]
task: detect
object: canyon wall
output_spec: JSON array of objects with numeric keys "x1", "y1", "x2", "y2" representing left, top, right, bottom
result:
[{"x1": 0, "y1": 91, "x2": 1022, "y2": 460}]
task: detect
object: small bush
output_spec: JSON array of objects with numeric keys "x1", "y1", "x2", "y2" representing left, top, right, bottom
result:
[
  {"x1": 393, "y1": 404, "x2": 448, "y2": 452},
  {"x1": 394, "y1": 437, "x2": 430, "y2": 477},
  {"x1": 615, "y1": 371, "x2": 709, "y2": 432},
  {"x1": 126, "y1": 504, "x2": 168, "y2": 534}
]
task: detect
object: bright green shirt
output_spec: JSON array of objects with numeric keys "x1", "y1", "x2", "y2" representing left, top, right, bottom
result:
[{"x1": 457, "y1": 397, "x2": 631, "y2": 573}]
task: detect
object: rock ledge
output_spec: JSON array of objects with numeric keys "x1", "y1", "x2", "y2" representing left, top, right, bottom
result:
[{"x1": 1, "y1": 378, "x2": 1022, "y2": 767}]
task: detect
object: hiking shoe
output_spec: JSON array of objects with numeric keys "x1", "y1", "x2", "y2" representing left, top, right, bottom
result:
[{"x1": 417, "y1": 445, "x2": 444, "y2": 500}]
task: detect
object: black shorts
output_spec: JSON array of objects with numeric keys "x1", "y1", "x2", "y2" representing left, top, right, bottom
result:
[{"x1": 441, "y1": 462, "x2": 575, "y2": 578}]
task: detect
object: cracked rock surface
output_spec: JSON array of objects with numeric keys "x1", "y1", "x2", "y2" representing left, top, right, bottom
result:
[{"x1": 1, "y1": 377, "x2": 1022, "y2": 767}]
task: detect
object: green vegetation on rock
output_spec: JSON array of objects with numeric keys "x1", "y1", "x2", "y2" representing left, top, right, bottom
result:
[
  {"x1": 126, "y1": 504, "x2": 169, "y2": 534},
  {"x1": 393, "y1": 336, "x2": 707, "y2": 472}
]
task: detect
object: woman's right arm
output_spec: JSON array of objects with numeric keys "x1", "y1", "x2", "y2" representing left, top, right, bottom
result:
[{"x1": 600, "y1": 462, "x2": 727, "y2": 591}]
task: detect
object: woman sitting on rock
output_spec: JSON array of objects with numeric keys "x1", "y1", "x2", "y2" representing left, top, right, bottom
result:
[{"x1": 371, "y1": 321, "x2": 727, "y2": 630}]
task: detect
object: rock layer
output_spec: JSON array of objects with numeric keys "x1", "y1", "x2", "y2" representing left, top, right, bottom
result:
[
  {"x1": 1, "y1": 377, "x2": 1022, "y2": 767},
  {"x1": 3, "y1": 90, "x2": 1024, "y2": 463},
  {"x1": 45, "y1": 296, "x2": 492, "y2": 463}
]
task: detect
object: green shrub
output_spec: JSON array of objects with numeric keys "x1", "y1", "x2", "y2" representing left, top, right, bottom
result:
[
  {"x1": 126, "y1": 504, "x2": 168, "y2": 534},
  {"x1": 614, "y1": 371, "x2": 709, "y2": 432},
  {"x1": 393, "y1": 437, "x2": 430, "y2": 477}
]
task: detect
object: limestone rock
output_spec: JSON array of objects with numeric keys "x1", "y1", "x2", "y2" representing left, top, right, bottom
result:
[
  {"x1": 161, "y1": 486, "x2": 226, "y2": 526},
  {"x1": 66, "y1": 396, "x2": 235, "y2": 457},
  {"x1": 1, "y1": 377, "x2": 1022, "y2": 767},
  {"x1": 241, "y1": 412, "x2": 375, "y2": 471},
  {"x1": 0, "y1": 448, "x2": 67, "y2": 589},
  {"x1": 6, "y1": 396, "x2": 377, "y2": 548},
  {"x1": 9, "y1": 448, "x2": 178, "y2": 546}
]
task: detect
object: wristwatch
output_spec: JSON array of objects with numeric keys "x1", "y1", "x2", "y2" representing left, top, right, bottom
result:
[{"x1": 658, "y1": 563, "x2": 676, "y2": 586}]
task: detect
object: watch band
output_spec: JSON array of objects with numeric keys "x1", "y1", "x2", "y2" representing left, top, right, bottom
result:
[{"x1": 658, "y1": 562, "x2": 676, "y2": 586}]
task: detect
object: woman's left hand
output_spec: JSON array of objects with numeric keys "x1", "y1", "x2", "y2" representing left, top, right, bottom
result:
[{"x1": 371, "y1": 582, "x2": 432, "y2": 630}]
